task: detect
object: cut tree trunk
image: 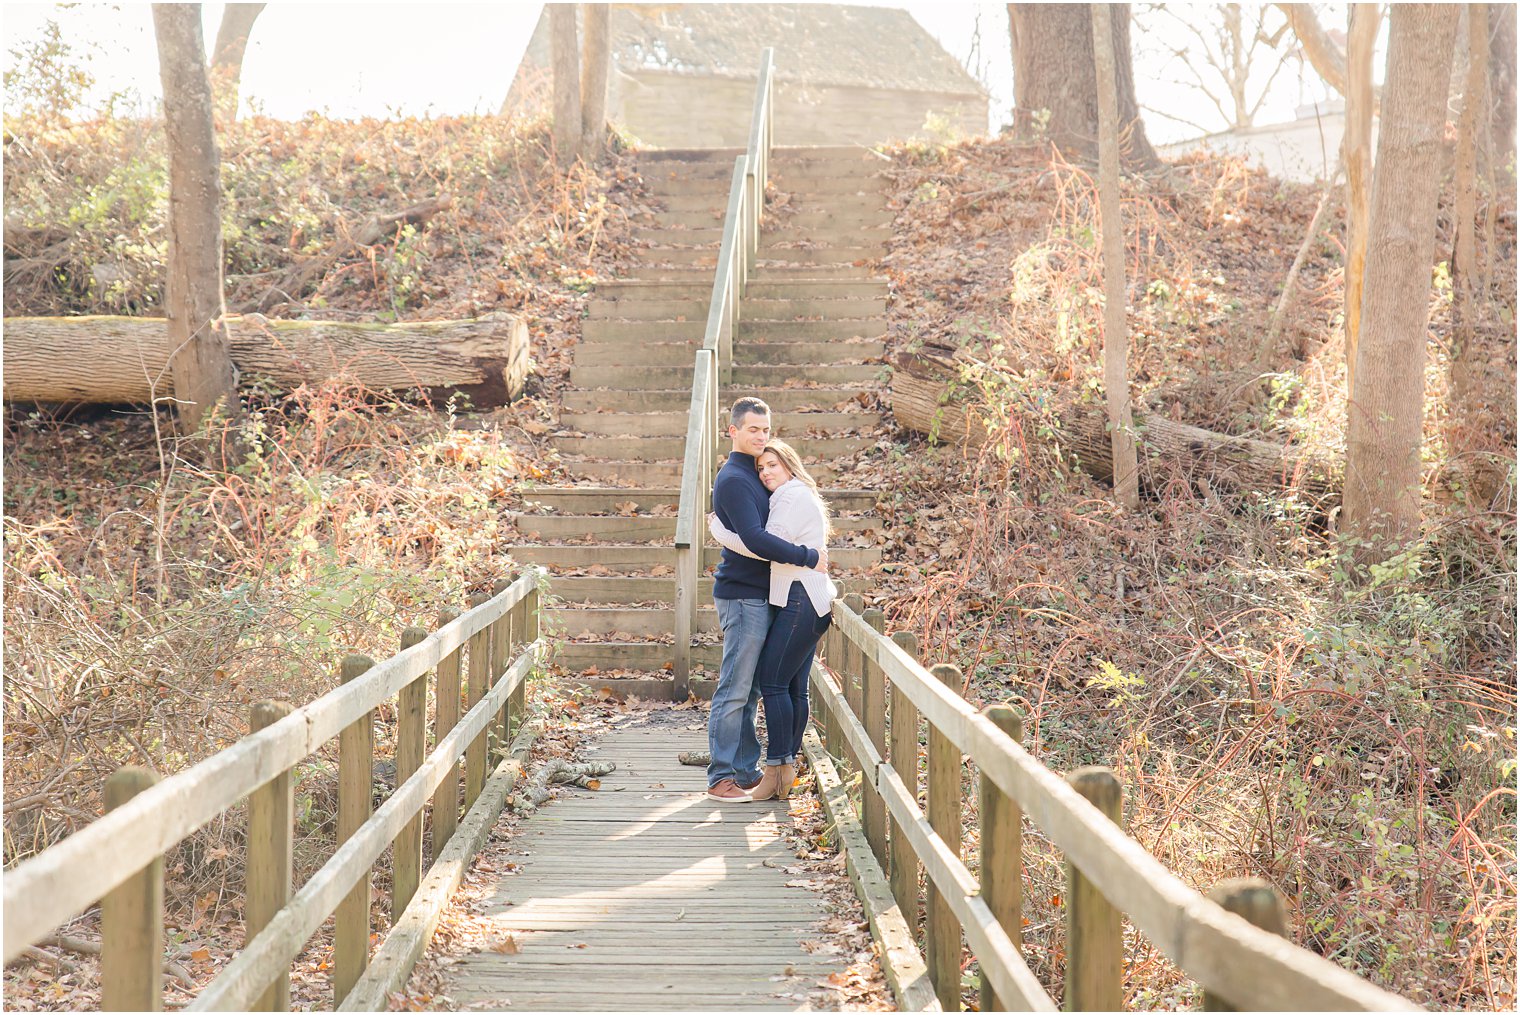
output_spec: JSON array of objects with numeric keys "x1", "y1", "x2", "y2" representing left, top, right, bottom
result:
[
  {"x1": 889, "y1": 352, "x2": 1336, "y2": 503},
  {"x1": 3, "y1": 313, "x2": 529, "y2": 408},
  {"x1": 1007, "y1": 4, "x2": 1158, "y2": 167},
  {"x1": 1344, "y1": 4, "x2": 1459, "y2": 559},
  {"x1": 153, "y1": 4, "x2": 239, "y2": 433},
  {"x1": 579, "y1": 4, "x2": 610, "y2": 160}
]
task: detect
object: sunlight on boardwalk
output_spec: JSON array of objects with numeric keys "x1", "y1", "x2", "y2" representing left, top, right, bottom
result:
[{"x1": 441, "y1": 713, "x2": 854, "y2": 1011}]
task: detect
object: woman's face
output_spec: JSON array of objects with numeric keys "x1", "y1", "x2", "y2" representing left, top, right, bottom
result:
[{"x1": 756, "y1": 450, "x2": 792, "y2": 492}]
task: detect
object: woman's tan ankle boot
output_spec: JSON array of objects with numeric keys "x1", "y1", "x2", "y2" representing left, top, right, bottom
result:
[
  {"x1": 776, "y1": 763, "x2": 797, "y2": 799},
  {"x1": 750, "y1": 765, "x2": 782, "y2": 801}
]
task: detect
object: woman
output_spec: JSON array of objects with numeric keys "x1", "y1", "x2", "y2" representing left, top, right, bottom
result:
[{"x1": 707, "y1": 439, "x2": 836, "y2": 801}]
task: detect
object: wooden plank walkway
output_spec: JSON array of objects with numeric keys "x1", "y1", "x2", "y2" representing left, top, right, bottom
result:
[{"x1": 438, "y1": 712, "x2": 858, "y2": 1011}]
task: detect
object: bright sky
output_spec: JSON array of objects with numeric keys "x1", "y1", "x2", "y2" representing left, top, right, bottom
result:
[{"x1": 2, "y1": 2, "x2": 1340, "y2": 144}]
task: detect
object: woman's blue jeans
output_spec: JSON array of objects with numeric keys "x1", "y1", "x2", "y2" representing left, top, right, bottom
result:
[{"x1": 756, "y1": 584, "x2": 832, "y2": 766}]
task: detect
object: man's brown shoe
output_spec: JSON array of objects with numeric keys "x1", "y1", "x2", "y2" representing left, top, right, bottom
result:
[{"x1": 706, "y1": 778, "x2": 752, "y2": 803}]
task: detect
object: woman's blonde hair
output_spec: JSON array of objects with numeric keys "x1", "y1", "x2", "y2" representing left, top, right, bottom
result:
[{"x1": 760, "y1": 439, "x2": 832, "y2": 537}]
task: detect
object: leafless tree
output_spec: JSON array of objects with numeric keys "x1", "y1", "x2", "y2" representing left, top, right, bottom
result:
[
  {"x1": 1342, "y1": 3, "x2": 1458, "y2": 562},
  {"x1": 208, "y1": 3, "x2": 265, "y2": 120},
  {"x1": 1133, "y1": 4, "x2": 1300, "y2": 135}
]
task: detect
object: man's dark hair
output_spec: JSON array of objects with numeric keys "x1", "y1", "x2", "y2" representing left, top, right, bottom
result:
[{"x1": 729, "y1": 396, "x2": 771, "y2": 428}]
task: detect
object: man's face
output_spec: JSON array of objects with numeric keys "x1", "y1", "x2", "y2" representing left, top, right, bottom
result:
[{"x1": 728, "y1": 411, "x2": 771, "y2": 457}]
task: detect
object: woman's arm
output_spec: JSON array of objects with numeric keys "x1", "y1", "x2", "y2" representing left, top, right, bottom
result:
[{"x1": 707, "y1": 512, "x2": 763, "y2": 559}]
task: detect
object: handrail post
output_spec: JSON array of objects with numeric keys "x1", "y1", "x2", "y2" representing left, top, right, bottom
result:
[
  {"x1": 1066, "y1": 766, "x2": 1124, "y2": 1012},
  {"x1": 464, "y1": 592, "x2": 490, "y2": 808},
  {"x1": 101, "y1": 766, "x2": 162, "y2": 1013},
  {"x1": 841, "y1": 594, "x2": 865, "y2": 727},
  {"x1": 430, "y1": 606, "x2": 463, "y2": 853},
  {"x1": 887, "y1": 631, "x2": 921, "y2": 929},
  {"x1": 511, "y1": 581, "x2": 534, "y2": 732},
  {"x1": 861, "y1": 608, "x2": 888, "y2": 870},
  {"x1": 335, "y1": 654, "x2": 376, "y2": 1006},
  {"x1": 491, "y1": 579, "x2": 512, "y2": 754},
  {"x1": 1202, "y1": 879, "x2": 1289, "y2": 1011},
  {"x1": 822, "y1": 621, "x2": 843, "y2": 758},
  {"x1": 393, "y1": 627, "x2": 429, "y2": 922},
  {"x1": 247, "y1": 701, "x2": 294, "y2": 1011},
  {"x1": 980, "y1": 703, "x2": 1025, "y2": 1014},
  {"x1": 926, "y1": 662, "x2": 964, "y2": 1010}
]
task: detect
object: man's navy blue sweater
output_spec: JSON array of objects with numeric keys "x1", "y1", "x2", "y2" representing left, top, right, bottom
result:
[{"x1": 711, "y1": 451, "x2": 819, "y2": 600}]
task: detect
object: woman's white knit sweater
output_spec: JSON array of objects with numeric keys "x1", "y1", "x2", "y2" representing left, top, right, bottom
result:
[{"x1": 706, "y1": 478, "x2": 836, "y2": 616}]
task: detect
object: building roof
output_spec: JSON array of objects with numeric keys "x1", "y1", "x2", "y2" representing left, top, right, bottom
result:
[{"x1": 517, "y1": 4, "x2": 986, "y2": 97}]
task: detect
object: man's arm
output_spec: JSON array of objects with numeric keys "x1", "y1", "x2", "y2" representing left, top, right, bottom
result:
[{"x1": 711, "y1": 478, "x2": 818, "y2": 568}]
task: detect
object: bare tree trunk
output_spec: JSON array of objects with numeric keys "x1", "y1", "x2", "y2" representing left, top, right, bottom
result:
[
  {"x1": 1277, "y1": 2, "x2": 1349, "y2": 95},
  {"x1": 1342, "y1": 3, "x2": 1377, "y2": 398},
  {"x1": 1451, "y1": 4, "x2": 1488, "y2": 407},
  {"x1": 1343, "y1": 3, "x2": 1458, "y2": 561},
  {"x1": 1489, "y1": 4, "x2": 1517, "y2": 157},
  {"x1": 1091, "y1": 5, "x2": 1139, "y2": 509},
  {"x1": 209, "y1": 3, "x2": 265, "y2": 120},
  {"x1": 579, "y1": 4, "x2": 610, "y2": 160},
  {"x1": 1007, "y1": 4, "x2": 1158, "y2": 167},
  {"x1": 549, "y1": 4, "x2": 582, "y2": 166},
  {"x1": 152, "y1": 4, "x2": 239, "y2": 434}
]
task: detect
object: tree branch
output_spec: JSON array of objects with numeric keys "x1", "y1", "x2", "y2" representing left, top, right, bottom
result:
[{"x1": 1276, "y1": 2, "x2": 1348, "y2": 95}]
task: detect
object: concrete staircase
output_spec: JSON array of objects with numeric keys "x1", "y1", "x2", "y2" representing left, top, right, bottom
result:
[{"x1": 514, "y1": 146, "x2": 892, "y2": 696}]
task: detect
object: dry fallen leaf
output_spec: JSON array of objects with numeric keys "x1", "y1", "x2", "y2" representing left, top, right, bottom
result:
[{"x1": 490, "y1": 935, "x2": 522, "y2": 955}]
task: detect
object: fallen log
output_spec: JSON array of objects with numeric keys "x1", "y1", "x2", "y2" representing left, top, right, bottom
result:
[
  {"x1": 890, "y1": 350, "x2": 1337, "y2": 503},
  {"x1": 2, "y1": 312, "x2": 529, "y2": 408}
]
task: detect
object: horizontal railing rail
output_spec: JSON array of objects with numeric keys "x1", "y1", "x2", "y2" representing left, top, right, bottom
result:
[
  {"x1": 3, "y1": 567, "x2": 547, "y2": 1011},
  {"x1": 672, "y1": 48, "x2": 776, "y2": 694},
  {"x1": 812, "y1": 596, "x2": 1421, "y2": 1012}
]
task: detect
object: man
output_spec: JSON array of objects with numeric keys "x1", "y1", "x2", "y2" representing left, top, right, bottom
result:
[{"x1": 706, "y1": 397, "x2": 827, "y2": 802}]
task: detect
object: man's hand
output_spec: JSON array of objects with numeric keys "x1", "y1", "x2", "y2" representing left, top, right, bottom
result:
[{"x1": 813, "y1": 548, "x2": 829, "y2": 573}]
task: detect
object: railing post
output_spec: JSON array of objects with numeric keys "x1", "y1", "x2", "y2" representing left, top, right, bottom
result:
[
  {"x1": 861, "y1": 607, "x2": 887, "y2": 869},
  {"x1": 980, "y1": 703, "x2": 1025, "y2": 1014},
  {"x1": 465, "y1": 592, "x2": 490, "y2": 809},
  {"x1": 431, "y1": 606, "x2": 463, "y2": 853},
  {"x1": 841, "y1": 594, "x2": 865, "y2": 725},
  {"x1": 1202, "y1": 879, "x2": 1289, "y2": 1011},
  {"x1": 926, "y1": 662, "x2": 964, "y2": 1011},
  {"x1": 335, "y1": 654, "x2": 375, "y2": 1006},
  {"x1": 512, "y1": 587, "x2": 534, "y2": 731},
  {"x1": 101, "y1": 766, "x2": 162, "y2": 1013},
  {"x1": 822, "y1": 621, "x2": 843, "y2": 759},
  {"x1": 887, "y1": 631, "x2": 921, "y2": 929},
  {"x1": 1066, "y1": 766, "x2": 1124, "y2": 1012},
  {"x1": 393, "y1": 627, "x2": 428, "y2": 922},
  {"x1": 491, "y1": 579, "x2": 512, "y2": 754},
  {"x1": 247, "y1": 702, "x2": 294, "y2": 1011}
]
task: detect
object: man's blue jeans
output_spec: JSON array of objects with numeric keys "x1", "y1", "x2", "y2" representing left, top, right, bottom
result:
[{"x1": 708, "y1": 597, "x2": 773, "y2": 788}]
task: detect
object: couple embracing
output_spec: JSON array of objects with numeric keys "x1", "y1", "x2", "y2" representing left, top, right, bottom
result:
[{"x1": 704, "y1": 396, "x2": 837, "y2": 803}]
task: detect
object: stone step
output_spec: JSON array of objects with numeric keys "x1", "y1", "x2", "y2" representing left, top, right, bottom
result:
[
  {"x1": 561, "y1": 386, "x2": 875, "y2": 413},
  {"x1": 559, "y1": 409, "x2": 871, "y2": 437},
  {"x1": 573, "y1": 340, "x2": 883, "y2": 368},
  {"x1": 548, "y1": 607, "x2": 718, "y2": 638},
  {"x1": 514, "y1": 544, "x2": 881, "y2": 573},
  {"x1": 581, "y1": 319, "x2": 885, "y2": 343},
  {"x1": 556, "y1": 641, "x2": 720, "y2": 671},
  {"x1": 560, "y1": 460, "x2": 848, "y2": 486},
  {"x1": 616, "y1": 264, "x2": 875, "y2": 282},
  {"x1": 642, "y1": 175, "x2": 886, "y2": 198},
  {"x1": 587, "y1": 296, "x2": 887, "y2": 321},
  {"x1": 548, "y1": 434, "x2": 874, "y2": 462},
  {"x1": 649, "y1": 192, "x2": 888, "y2": 216},
  {"x1": 569, "y1": 362, "x2": 882, "y2": 389},
  {"x1": 526, "y1": 486, "x2": 878, "y2": 514},
  {"x1": 593, "y1": 279, "x2": 887, "y2": 300},
  {"x1": 632, "y1": 225, "x2": 891, "y2": 247},
  {"x1": 518, "y1": 512, "x2": 879, "y2": 542},
  {"x1": 549, "y1": 574, "x2": 870, "y2": 605}
]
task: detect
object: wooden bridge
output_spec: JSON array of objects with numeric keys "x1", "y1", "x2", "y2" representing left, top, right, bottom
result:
[{"x1": 3, "y1": 52, "x2": 1420, "y2": 1013}]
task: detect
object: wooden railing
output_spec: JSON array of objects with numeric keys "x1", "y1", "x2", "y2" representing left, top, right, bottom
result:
[
  {"x1": 2, "y1": 568, "x2": 547, "y2": 1011},
  {"x1": 812, "y1": 595, "x2": 1420, "y2": 1012},
  {"x1": 672, "y1": 48, "x2": 776, "y2": 695}
]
